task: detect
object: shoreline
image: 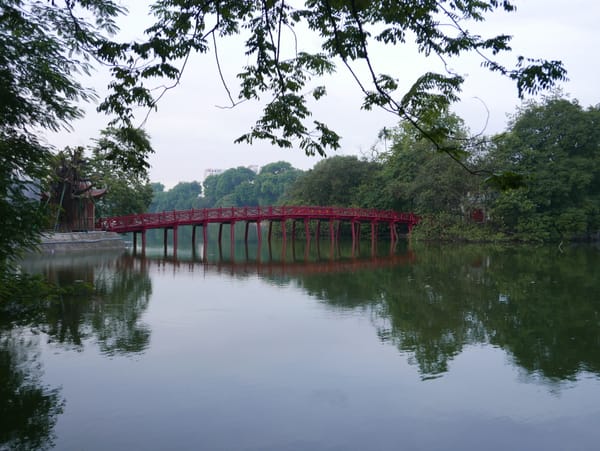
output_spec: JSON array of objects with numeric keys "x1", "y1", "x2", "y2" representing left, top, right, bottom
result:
[{"x1": 35, "y1": 231, "x2": 127, "y2": 254}]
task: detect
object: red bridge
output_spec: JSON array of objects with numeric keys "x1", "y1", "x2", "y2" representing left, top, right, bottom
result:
[{"x1": 97, "y1": 205, "x2": 420, "y2": 256}]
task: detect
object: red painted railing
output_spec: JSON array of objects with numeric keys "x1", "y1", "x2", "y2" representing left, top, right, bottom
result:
[{"x1": 97, "y1": 206, "x2": 419, "y2": 233}]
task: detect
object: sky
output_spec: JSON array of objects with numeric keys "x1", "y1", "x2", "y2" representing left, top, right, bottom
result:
[{"x1": 48, "y1": 0, "x2": 600, "y2": 188}]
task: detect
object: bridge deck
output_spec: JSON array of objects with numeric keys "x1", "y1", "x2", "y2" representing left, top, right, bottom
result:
[{"x1": 97, "y1": 205, "x2": 419, "y2": 233}]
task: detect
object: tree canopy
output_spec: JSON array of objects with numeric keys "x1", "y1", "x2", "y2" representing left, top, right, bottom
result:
[{"x1": 489, "y1": 96, "x2": 600, "y2": 240}]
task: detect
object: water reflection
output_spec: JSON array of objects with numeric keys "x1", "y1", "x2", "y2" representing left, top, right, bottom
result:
[
  {"x1": 0, "y1": 331, "x2": 64, "y2": 451},
  {"x1": 0, "y1": 251, "x2": 153, "y2": 450},
  {"x1": 138, "y1": 243, "x2": 600, "y2": 384},
  {"x1": 3, "y1": 242, "x2": 600, "y2": 450},
  {"x1": 20, "y1": 251, "x2": 152, "y2": 356}
]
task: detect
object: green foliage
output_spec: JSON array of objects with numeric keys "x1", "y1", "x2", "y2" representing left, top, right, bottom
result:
[
  {"x1": 90, "y1": 128, "x2": 154, "y2": 217},
  {"x1": 364, "y1": 112, "x2": 487, "y2": 217},
  {"x1": 149, "y1": 181, "x2": 202, "y2": 212},
  {"x1": 287, "y1": 155, "x2": 378, "y2": 206},
  {"x1": 256, "y1": 162, "x2": 303, "y2": 205},
  {"x1": 411, "y1": 213, "x2": 506, "y2": 242},
  {"x1": 0, "y1": 0, "x2": 124, "y2": 266},
  {"x1": 215, "y1": 167, "x2": 257, "y2": 204},
  {"x1": 489, "y1": 96, "x2": 600, "y2": 240},
  {"x1": 199, "y1": 162, "x2": 302, "y2": 208}
]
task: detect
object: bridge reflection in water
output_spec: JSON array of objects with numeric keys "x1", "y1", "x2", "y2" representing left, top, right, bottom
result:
[
  {"x1": 131, "y1": 243, "x2": 417, "y2": 279},
  {"x1": 97, "y1": 205, "x2": 420, "y2": 259}
]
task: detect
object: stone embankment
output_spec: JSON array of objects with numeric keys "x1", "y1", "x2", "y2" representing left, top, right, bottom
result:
[{"x1": 37, "y1": 231, "x2": 126, "y2": 254}]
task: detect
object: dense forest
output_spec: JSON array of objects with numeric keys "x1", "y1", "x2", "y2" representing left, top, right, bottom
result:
[{"x1": 142, "y1": 96, "x2": 599, "y2": 243}]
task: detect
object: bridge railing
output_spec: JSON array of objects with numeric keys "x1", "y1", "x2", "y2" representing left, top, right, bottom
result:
[{"x1": 97, "y1": 206, "x2": 420, "y2": 232}]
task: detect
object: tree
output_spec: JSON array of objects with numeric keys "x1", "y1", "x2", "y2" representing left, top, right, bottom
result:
[
  {"x1": 287, "y1": 155, "x2": 378, "y2": 206},
  {"x1": 0, "y1": 0, "x2": 134, "y2": 267},
  {"x1": 256, "y1": 162, "x2": 303, "y2": 205},
  {"x1": 89, "y1": 128, "x2": 154, "y2": 217},
  {"x1": 379, "y1": 113, "x2": 485, "y2": 214},
  {"x1": 148, "y1": 181, "x2": 202, "y2": 212},
  {"x1": 215, "y1": 167, "x2": 257, "y2": 200},
  {"x1": 489, "y1": 96, "x2": 600, "y2": 240}
]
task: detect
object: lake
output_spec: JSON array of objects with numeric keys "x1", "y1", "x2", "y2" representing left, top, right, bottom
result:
[{"x1": 2, "y1": 239, "x2": 600, "y2": 451}]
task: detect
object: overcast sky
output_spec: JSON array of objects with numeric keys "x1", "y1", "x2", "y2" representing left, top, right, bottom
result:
[{"x1": 49, "y1": 0, "x2": 600, "y2": 188}]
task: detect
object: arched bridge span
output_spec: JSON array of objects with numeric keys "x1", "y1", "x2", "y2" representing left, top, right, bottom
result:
[{"x1": 96, "y1": 205, "x2": 420, "y2": 257}]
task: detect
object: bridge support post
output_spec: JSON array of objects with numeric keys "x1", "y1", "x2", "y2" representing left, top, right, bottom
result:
[
  {"x1": 292, "y1": 221, "x2": 296, "y2": 241},
  {"x1": 268, "y1": 221, "x2": 273, "y2": 243},
  {"x1": 230, "y1": 221, "x2": 236, "y2": 259},
  {"x1": 192, "y1": 225, "x2": 196, "y2": 251},
  {"x1": 164, "y1": 228, "x2": 168, "y2": 256},
  {"x1": 281, "y1": 220, "x2": 287, "y2": 260},
  {"x1": 173, "y1": 225, "x2": 178, "y2": 259},
  {"x1": 141, "y1": 229, "x2": 146, "y2": 256},
  {"x1": 203, "y1": 224, "x2": 208, "y2": 260},
  {"x1": 257, "y1": 221, "x2": 262, "y2": 246},
  {"x1": 218, "y1": 223, "x2": 223, "y2": 247},
  {"x1": 133, "y1": 232, "x2": 137, "y2": 254},
  {"x1": 244, "y1": 222, "x2": 250, "y2": 243},
  {"x1": 371, "y1": 222, "x2": 378, "y2": 257},
  {"x1": 281, "y1": 219, "x2": 287, "y2": 260},
  {"x1": 316, "y1": 220, "x2": 321, "y2": 242},
  {"x1": 304, "y1": 218, "x2": 310, "y2": 244}
]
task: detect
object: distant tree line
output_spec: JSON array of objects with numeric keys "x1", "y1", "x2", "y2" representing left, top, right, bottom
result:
[
  {"x1": 146, "y1": 95, "x2": 599, "y2": 242},
  {"x1": 147, "y1": 161, "x2": 303, "y2": 212}
]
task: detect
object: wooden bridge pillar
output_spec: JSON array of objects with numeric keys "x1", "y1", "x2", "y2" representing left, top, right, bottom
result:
[
  {"x1": 173, "y1": 225, "x2": 178, "y2": 259},
  {"x1": 163, "y1": 228, "x2": 168, "y2": 255},
  {"x1": 133, "y1": 231, "x2": 137, "y2": 253},
  {"x1": 292, "y1": 220, "x2": 296, "y2": 241},
  {"x1": 282, "y1": 219, "x2": 287, "y2": 242},
  {"x1": 371, "y1": 222, "x2": 378, "y2": 256},
  {"x1": 141, "y1": 229, "x2": 146, "y2": 256},
  {"x1": 203, "y1": 224, "x2": 208, "y2": 260},
  {"x1": 230, "y1": 221, "x2": 236, "y2": 259},
  {"x1": 304, "y1": 218, "x2": 311, "y2": 243}
]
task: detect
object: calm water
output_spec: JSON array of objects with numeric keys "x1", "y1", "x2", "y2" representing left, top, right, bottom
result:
[{"x1": 2, "y1": 240, "x2": 600, "y2": 451}]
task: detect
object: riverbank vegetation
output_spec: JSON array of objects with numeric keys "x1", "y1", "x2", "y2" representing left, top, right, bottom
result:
[{"x1": 158, "y1": 95, "x2": 598, "y2": 244}]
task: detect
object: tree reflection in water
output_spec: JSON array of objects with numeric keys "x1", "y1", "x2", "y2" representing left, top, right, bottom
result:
[
  {"x1": 0, "y1": 332, "x2": 64, "y2": 451},
  {"x1": 21, "y1": 252, "x2": 152, "y2": 356},
  {"x1": 0, "y1": 251, "x2": 153, "y2": 450},
  {"x1": 149, "y1": 243, "x2": 600, "y2": 384}
]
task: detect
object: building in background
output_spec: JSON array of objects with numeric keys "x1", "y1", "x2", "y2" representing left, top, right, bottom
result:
[{"x1": 203, "y1": 165, "x2": 260, "y2": 180}]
